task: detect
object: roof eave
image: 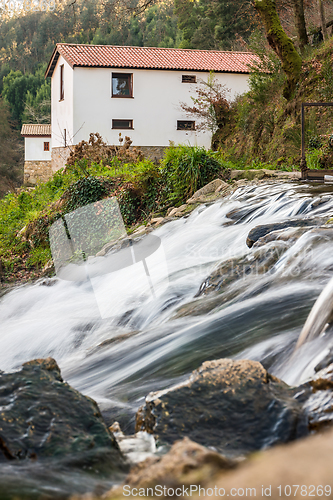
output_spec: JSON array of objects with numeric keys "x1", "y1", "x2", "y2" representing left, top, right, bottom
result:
[
  {"x1": 70, "y1": 64, "x2": 251, "y2": 74},
  {"x1": 45, "y1": 44, "x2": 74, "y2": 78}
]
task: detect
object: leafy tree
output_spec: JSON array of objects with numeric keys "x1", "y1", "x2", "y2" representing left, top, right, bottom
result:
[
  {"x1": 2, "y1": 69, "x2": 45, "y2": 126},
  {"x1": 291, "y1": 0, "x2": 308, "y2": 49},
  {"x1": 22, "y1": 80, "x2": 51, "y2": 124},
  {"x1": 0, "y1": 99, "x2": 23, "y2": 197},
  {"x1": 174, "y1": 0, "x2": 259, "y2": 50},
  {"x1": 180, "y1": 73, "x2": 230, "y2": 135},
  {"x1": 253, "y1": 0, "x2": 302, "y2": 99}
]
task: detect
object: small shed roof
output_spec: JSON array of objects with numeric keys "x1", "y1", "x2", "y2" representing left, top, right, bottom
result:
[
  {"x1": 21, "y1": 124, "x2": 51, "y2": 137},
  {"x1": 45, "y1": 43, "x2": 260, "y2": 78}
]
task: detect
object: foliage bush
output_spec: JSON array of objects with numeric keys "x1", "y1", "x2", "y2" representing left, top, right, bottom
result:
[
  {"x1": 65, "y1": 133, "x2": 144, "y2": 170},
  {"x1": 160, "y1": 144, "x2": 228, "y2": 202},
  {"x1": 66, "y1": 176, "x2": 109, "y2": 212}
]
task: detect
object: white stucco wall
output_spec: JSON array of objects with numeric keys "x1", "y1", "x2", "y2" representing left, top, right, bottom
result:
[
  {"x1": 51, "y1": 54, "x2": 74, "y2": 148},
  {"x1": 24, "y1": 137, "x2": 51, "y2": 161},
  {"x1": 51, "y1": 63, "x2": 250, "y2": 149}
]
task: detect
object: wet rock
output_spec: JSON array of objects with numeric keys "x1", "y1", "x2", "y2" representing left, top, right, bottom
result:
[
  {"x1": 200, "y1": 426, "x2": 333, "y2": 500},
  {"x1": 311, "y1": 363, "x2": 333, "y2": 390},
  {"x1": 252, "y1": 226, "x2": 310, "y2": 248},
  {"x1": 196, "y1": 242, "x2": 287, "y2": 297},
  {"x1": 229, "y1": 169, "x2": 276, "y2": 181},
  {"x1": 168, "y1": 204, "x2": 188, "y2": 217},
  {"x1": 186, "y1": 179, "x2": 228, "y2": 204},
  {"x1": 302, "y1": 390, "x2": 333, "y2": 431},
  {"x1": 110, "y1": 437, "x2": 235, "y2": 497},
  {"x1": 172, "y1": 294, "x2": 233, "y2": 319},
  {"x1": 300, "y1": 364, "x2": 333, "y2": 431},
  {"x1": 315, "y1": 351, "x2": 333, "y2": 372},
  {"x1": 226, "y1": 204, "x2": 265, "y2": 223},
  {"x1": 150, "y1": 217, "x2": 164, "y2": 226},
  {"x1": 135, "y1": 359, "x2": 307, "y2": 457},
  {"x1": 0, "y1": 358, "x2": 126, "y2": 471},
  {"x1": 246, "y1": 220, "x2": 317, "y2": 248},
  {"x1": 228, "y1": 169, "x2": 301, "y2": 182}
]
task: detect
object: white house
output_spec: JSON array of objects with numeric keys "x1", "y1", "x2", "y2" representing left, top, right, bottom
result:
[
  {"x1": 21, "y1": 124, "x2": 52, "y2": 184},
  {"x1": 24, "y1": 44, "x2": 257, "y2": 179}
]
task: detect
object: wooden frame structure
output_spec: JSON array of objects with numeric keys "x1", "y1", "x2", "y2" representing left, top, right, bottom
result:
[{"x1": 301, "y1": 102, "x2": 333, "y2": 180}]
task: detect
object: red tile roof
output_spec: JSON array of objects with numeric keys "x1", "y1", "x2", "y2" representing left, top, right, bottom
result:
[
  {"x1": 21, "y1": 124, "x2": 51, "y2": 137},
  {"x1": 46, "y1": 43, "x2": 259, "y2": 77}
]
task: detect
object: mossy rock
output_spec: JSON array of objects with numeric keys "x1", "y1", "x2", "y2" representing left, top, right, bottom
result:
[
  {"x1": 136, "y1": 359, "x2": 309, "y2": 457},
  {"x1": 0, "y1": 358, "x2": 127, "y2": 473}
]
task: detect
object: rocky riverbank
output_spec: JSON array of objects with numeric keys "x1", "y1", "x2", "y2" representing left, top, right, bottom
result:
[
  {"x1": 0, "y1": 168, "x2": 301, "y2": 289},
  {"x1": 82, "y1": 354, "x2": 333, "y2": 500},
  {"x1": 2, "y1": 172, "x2": 333, "y2": 499},
  {"x1": 1, "y1": 353, "x2": 333, "y2": 499}
]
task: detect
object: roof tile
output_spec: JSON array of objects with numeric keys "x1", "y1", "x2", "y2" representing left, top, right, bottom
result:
[
  {"x1": 21, "y1": 124, "x2": 51, "y2": 136},
  {"x1": 47, "y1": 44, "x2": 259, "y2": 76}
]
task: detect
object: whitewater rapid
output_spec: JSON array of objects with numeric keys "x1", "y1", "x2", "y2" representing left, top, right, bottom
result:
[{"x1": 1, "y1": 181, "x2": 333, "y2": 421}]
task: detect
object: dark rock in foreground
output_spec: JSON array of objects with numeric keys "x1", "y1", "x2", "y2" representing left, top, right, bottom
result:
[
  {"x1": 111, "y1": 437, "x2": 235, "y2": 495},
  {"x1": 0, "y1": 358, "x2": 126, "y2": 471},
  {"x1": 303, "y1": 363, "x2": 333, "y2": 431},
  {"x1": 136, "y1": 359, "x2": 308, "y2": 457}
]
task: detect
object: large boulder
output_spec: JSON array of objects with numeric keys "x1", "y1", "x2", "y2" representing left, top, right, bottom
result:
[
  {"x1": 0, "y1": 358, "x2": 126, "y2": 471},
  {"x1": 195, "y1": 242, "x2": 287, "y2": 297},
  {"x1": 186, "y1": 179, "x2": 228, "y2": 203},
  {"x1": 135, "y1": 359, "x2": 308, "y2": 457},
  {"x1": 246, "y1": 220, "x2": 318, "y2": 248}
]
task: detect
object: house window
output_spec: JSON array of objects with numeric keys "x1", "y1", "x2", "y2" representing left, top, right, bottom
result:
[
  {"x1": 112, "y1": 73, "x2": 133, "y2": 97},
  {"x1": 112, "y1": 119, "x2": 133, "y2": 129},
  {"x1": 44, "y1": 142, "x2": 50, "y2": 151},
  {"x1": 182, "y1": 75, "x2": 196, "y2": 83},
  {"x1": 177, "y1": 120, "x2": 195, "y2": 130},
  {"x1": 60, "y1": 64, "x2": 64, "y2": 100}
]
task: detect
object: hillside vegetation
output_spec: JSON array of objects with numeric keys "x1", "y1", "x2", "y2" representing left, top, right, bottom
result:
[{"x1": 214, "y1": 36, "x2": 333, "y2": 171}]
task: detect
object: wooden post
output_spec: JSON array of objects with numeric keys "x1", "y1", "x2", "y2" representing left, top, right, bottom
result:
[{"x1": 300, "y1": 103, "x2": 307, "y2": 179}]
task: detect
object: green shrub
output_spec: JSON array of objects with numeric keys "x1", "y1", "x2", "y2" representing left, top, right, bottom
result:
[
  {"x1": 306, "y1": 149, "x2": 321, "y2": 169},
  {"x1": 308, "y1": 135, "x2": 322, "y2": 150},
  {"x1": 67, "y1": 176, "x2": 109, "y2": 212},
  {"x1": 160, "y1": 144, "x2": 227, "y2": 202}
]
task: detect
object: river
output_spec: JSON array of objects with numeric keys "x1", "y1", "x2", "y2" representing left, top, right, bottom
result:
[{"x1": 1, "y1": 180, "x2": 333, "y2": 497}]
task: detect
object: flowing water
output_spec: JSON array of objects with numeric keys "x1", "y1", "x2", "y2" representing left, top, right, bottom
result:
[{"x1": 2, "y1": 180, "x2": 333, "y2": 497}]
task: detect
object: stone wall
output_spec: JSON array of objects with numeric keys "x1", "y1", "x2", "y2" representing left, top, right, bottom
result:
[
  {"x1": 137, "y1": 146, "x2": 167, "y2": 162},
  {"x1": 51, "y1": 145, "x2": 167, "y2": 172},
  {"x1": 25, "y1": 146, "x2": 168, "y2": 183},
  {"x1": 51, "y1": 146, "x2": 72, "y2": 173},
  {"x1": 24, "y1": 161, "x2": 53, "y2": 185}
]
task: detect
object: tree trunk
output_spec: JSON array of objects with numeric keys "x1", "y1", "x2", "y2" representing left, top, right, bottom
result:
[
  {"x1": 292, "y1": 0, "x2": 308, "y2": 49},
  {"x1": 253, "y1": 0, "x2": 302, "y2": 99},
  {"x1": 318, "y1": 0, "x2": 328, "y2": 40}
]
